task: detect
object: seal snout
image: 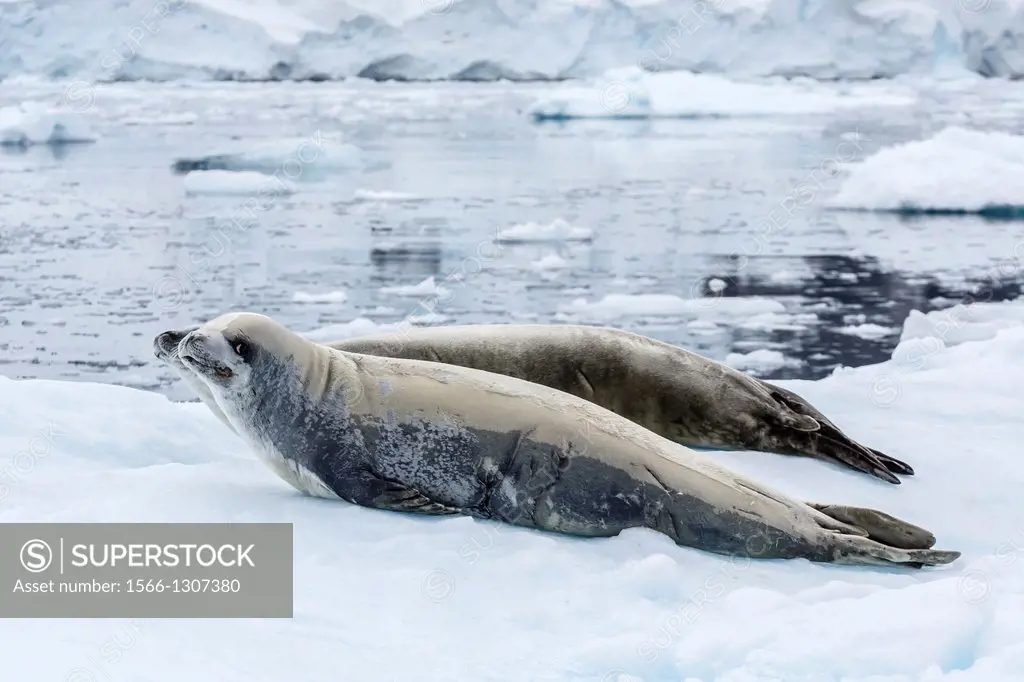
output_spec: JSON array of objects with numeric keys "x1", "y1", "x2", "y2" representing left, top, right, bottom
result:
[
  {"x1": 153, "y1": 330, "x2": 187, "y2": 361},
  {"x1": 179, "y1": 331, "x2": 234, "y2": 379}
]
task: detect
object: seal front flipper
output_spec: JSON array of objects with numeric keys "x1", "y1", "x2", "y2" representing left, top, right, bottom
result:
[
  {"x1": 355, "y1": 473, "x2": 463, "y2": 516},
  {"x1": 868, "y1": 448, "x2": 915, "y2": 476},
  {"x1": 763, "y1": 384, "x2": 910, "y2": 484}
]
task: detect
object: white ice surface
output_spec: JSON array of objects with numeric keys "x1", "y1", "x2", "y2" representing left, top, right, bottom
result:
[
  {"x1": 2, "y1": 298, "x2": 1024, "y2": 680},
  {"x1": 182, "y1": 170, "x2": 296, "y2": 196},
  {"x1": 2, "y1": 0, "x2": 1024, "y2": 81},
  {"x1": 829, "y1": 127, "x2": 1024, "y2": 216},
  {"x1": 0, "y1": 101, "x2": 96, "y2": 146}
]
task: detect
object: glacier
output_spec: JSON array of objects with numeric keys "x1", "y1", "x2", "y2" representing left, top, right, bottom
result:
[
  {"x1": 2, "y1": 300, "x2": 1024, "y2": 680},
  {"x1": 1, "y1": 0, "x2": 1023, "y2": 83}
]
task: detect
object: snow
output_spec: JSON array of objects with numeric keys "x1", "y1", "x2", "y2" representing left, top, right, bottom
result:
[
  {"x1": 0, "y1": 101, "x2": 96, "y2": 146},
  {"x1": 182, "y1": 170, "x2": 296, "y2": 196},
  {"x1": 529, "y1": 66, "x2": 915, "y2": 121},
  {"x1": 291, "y1": 290, "x2": 348, "y2": 304},
  {"x1": 171, "y1": 135, "x2": 365, "y2": 180},
  {"x1": 829, "y1": 127, "x2": 1024, "y2": 218},
  {"x1": 495, "y1": 218, "x2": 593, "y2": 244},
  {"x1": 3, "y1": 297, "x2": 1024, "y2": 680},
  {"x1": 559, "y1": 293, "x2": 785, "y2": 320},
  {"x1": 379, "y1": 276, "x2": 450, "y2": 298},
  {"x1": 3, "y1": 0, "x2": 1024, "y2": 81}
]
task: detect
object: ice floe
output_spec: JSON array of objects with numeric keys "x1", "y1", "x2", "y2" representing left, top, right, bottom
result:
[{"x1": 829, "y1": 127, "x2": 1024, "y2": 219}]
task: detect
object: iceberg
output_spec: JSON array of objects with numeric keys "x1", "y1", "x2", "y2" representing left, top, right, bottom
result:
[
  {"x1": 2, "y1": 298, "x2": 1024, "y2": 679},
  {"x1": 829, "y1": 127, "x2": 1024, "y2": 219}
]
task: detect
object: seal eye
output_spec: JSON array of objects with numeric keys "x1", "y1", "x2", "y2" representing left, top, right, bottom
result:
[{"x1": 233, "y1": 341, "x2": 249, "y2": 357}]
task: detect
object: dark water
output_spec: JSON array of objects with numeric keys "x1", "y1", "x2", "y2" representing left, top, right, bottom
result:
[{"x1": 1, "y1": 79, "x2": 1022, "y2": 399}]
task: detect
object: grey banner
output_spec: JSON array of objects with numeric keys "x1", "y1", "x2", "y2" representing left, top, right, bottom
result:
[{"x1": 0, "y1": 523, "x2": 292, "y2": 618}]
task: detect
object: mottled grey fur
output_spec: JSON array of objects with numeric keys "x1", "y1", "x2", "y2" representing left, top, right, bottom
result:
[
  {"x1": 167, "y1": 313, "x2": 958, "y2": 568},
  {"x1": 155, "y1": 323, "x2": 913, "y2": 483}
]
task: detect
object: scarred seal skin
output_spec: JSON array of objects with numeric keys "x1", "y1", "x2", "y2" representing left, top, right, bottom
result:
[
  {"x1": 168, "y1": 312, "x2": 958, "y2": 568},
  {"x1": 155, "y1": 323, "x2": 913, "y2": 484}
]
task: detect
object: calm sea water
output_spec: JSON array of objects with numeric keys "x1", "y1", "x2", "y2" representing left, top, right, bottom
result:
[{"x1": 1, "y1": 78, "x2": 1023, "y2": 400}]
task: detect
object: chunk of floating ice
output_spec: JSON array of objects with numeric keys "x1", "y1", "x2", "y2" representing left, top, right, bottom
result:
[
  {"x1": 836, "y1": 323, "x2": 898, "y2": 340},
  {"x1": 725, "y1": 348, "x2": 802, "y2": 373},
  {"x1": 182, "y1": 170, "x2": 295, "y2": 196},
  {"x1": 353, "y1": 189, "x2": 418, "y2": 201},
  {"x1": 559, "y1": 293, "x2": 785, "y2": 319},
  {"x1": 379, "y1": 276, "x2": 450, "y2": 298},
  {"x1": 302, "y1": 317, "x2": 404, "y2": 342},
  {"x1": 495, "y1": 218, "x2": 593, "y2": 243},
  {"x1": 0, "y1": 102, "x2": 96, "y2": 146},
  {"x1": 531, "y1": 253, "x2": 570, "y2": 270},
  {"x1": 292, "y1": 290, "x2": 347, "y2": 304},
  {"x1": 172, "y1": 136, "x2": 365, "y2": 179},
  {"x1": 529, "y1": 66, "x2": 913, "y2": 121},
  {"x1": 829, "y1": 127, "x2": 1024, "y2": 218}
]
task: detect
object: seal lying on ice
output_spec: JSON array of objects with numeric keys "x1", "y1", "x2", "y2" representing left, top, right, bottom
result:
[
  {"x1": 155, "y1": 323, "x2": 912, "y2": 483},
  {"x1": 173, "y1": 312, "x2": 957, "y2": 567}
]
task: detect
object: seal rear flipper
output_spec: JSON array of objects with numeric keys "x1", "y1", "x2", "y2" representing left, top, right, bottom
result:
[
  {"x1": 829, "y1": 534, "x2": 960, "y2": 568},
  {"x1": 809, "y1": 503, "x2": 936, "y2": 550}
]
